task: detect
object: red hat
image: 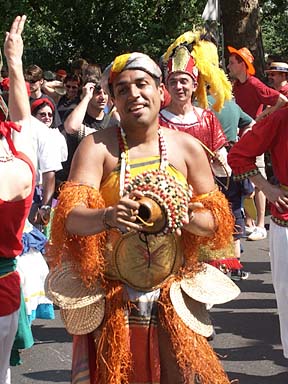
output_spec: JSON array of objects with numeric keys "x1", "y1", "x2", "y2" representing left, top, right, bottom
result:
[
  {"x1": 31, "y1": 98, "x2": 55, "y2": 114},
  {"x1": 166, "y1": 46, "x2": 198, "y2": 83},
  {"x1": 1, "y1": 77, "x2": 31, "y2": 96},
  {"x1": 1, "y1": 77, "x2": 10, "y2": 91},
  {"x1": 227, "y1": 46, "x2": 255, "y2": 75},
  {"x1": 56, "y1": 69, "x2": 67, "y2": 77}
]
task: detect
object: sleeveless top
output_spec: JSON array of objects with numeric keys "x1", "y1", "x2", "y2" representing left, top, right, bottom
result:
[
  {"x1": 0, "y1": 152, "x2": 35, "y2": 257},
  {"x1": 0, "y1": 150, "x2": 35, "y2": 315},
  {"x1": 100, "y1": 156, "x2": 188, "y2": 291}
]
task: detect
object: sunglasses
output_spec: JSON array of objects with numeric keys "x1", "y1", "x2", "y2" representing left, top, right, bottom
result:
[
  {"x1": 28, "y1": 79, "x2": 40, "y2": 84},
  {"x1": 38, "y1": 112, "x2": 53, "y2": 118},
  {"x1": 65, "y1": 84, "x2": 78, "y2": 89},
  {"x1": 93, "y1": 84, "x2": 103, "y2": 94}
]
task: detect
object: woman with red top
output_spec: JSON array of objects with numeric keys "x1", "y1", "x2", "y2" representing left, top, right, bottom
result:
[{"x1": 0, "y1": 16, "x2": 36, "y2": 383}]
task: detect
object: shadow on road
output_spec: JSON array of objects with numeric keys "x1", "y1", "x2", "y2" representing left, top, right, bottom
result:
[
  {"x1": 32, "y1": 324, "x2": 72, "y2": 344},
  {"x1": 22, "y1": 369, "x2": 71, "y2": 382},
  {"x1": 228, "y1": 371, "x2": 288, "y2": 384}
]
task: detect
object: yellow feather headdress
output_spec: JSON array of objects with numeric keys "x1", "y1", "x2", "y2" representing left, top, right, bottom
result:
[{"x1": 163, "y1": 30, "x2": 232, "y2": 112}]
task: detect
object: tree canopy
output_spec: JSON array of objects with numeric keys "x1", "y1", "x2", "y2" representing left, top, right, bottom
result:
[
  {"x1": 0, "y1": 0, "x2": 287, "y2": 71},
  {"x1": 260, "y1": 0, "x2": 288, "y2": 60},
  {"x1": 0, "y1": 0, "x2": 206, "y2": 70}
]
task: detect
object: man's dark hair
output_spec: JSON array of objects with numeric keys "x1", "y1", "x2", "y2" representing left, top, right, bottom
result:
[
  {"x1": 25, "y1": 64, "x2": 43, "y2": 82},
  {"x1": 63, "y1": 73, "x2": 82, "y2": 85}
]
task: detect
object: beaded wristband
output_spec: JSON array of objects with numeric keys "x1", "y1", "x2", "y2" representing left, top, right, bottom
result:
[
  {"x1": 40, "y1": 205, "x2": 51, "y2": 211},
  {"x1": 102, "y1": 208, "x2": 113, "y2": 230}
]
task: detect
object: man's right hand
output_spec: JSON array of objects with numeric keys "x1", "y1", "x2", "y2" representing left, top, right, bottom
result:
[
  {"x1": 104, "y1": 194, "x2": 142, "y2": 232},
  {"x1": 4, "y1": 15, "x2": 26, "y2": 65},
  {"x1": 81, "y1": 82, "x2": 95, "y2": 100},
  {"x1": 265, "y1": 185, "x2": 288, "y2": 213}
]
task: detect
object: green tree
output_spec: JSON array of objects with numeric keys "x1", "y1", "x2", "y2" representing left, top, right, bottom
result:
[
  {"x1": 260, "y1": 0, "x2": 288, "y2": 61},
  {"x1": 0, "y1": 0, "x2": 206, "y2": 70},
  {"x1": 220, "y1": 0, "x2": 265, "y2": 77}
]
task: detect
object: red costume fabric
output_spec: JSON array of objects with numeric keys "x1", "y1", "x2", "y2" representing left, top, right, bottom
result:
[
  {"x1": 233, "y1": 76, "x2": 280, "y2": 119},
  {"x1": 0, "y1": 152, "x2": 35, "y2": 257},
  {"x1": 159, "y1": 107, "x2": 226, "y2": 152},
  {"x1": 279, "y1": 83, "x2": 288, "y2": 97},
  {"x1": 0, "y1": 151, "x2": 35, "y2": 315},
  {"x1": 228, "y1": 107, "x2": 288, "y2": 224}
]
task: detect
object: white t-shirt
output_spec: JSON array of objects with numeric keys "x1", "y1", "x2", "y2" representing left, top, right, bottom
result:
[{"x1": 31, "y1": 117, "x2": 67, "y2": 184}]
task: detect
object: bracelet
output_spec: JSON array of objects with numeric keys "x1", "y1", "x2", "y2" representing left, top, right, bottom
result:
[
  {"x1": 40, "y1": 205, "x2": 51, "y2": 211},
  {"x1": 103, "y1": 208, "x2": 113, "y2": 230}
]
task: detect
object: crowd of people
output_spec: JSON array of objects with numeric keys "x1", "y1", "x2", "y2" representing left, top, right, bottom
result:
[{"x1": 1, "y1": 14, "x2": 288, "y2": 384}]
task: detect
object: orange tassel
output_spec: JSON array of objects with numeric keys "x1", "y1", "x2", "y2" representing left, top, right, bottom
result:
[
  {"x1": 96, "y1": 281, "x2": 131, "y2": 383},
  {"x1": 182, "y1": 189, "x2": 235, "y2": 266},
  {"x1": 158, "y1": 279, "x2": 230, "y2": 384}
]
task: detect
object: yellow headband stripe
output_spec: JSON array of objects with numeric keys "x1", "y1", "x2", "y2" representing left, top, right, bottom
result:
[{"x1": 111, "y1": 53, "x2": 131, "y2": 75}]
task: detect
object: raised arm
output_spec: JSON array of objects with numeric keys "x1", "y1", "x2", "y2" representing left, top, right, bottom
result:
[
  {"x1": 4, "y1": 15, "x2": 29, "y2": 123},
  {"x1": 4, "y1": 15, "x2": 36, "y2": 166},
  {"x1": 64, "y1": 82, "x2": 94, "y2": 135}
]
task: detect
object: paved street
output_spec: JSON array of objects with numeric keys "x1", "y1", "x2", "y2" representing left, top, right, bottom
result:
[{"x1": 12, "y1": 220, "x2": 288, "y2": 384}]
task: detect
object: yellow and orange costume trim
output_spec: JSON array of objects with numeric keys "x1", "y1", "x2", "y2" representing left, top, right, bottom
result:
[{"x1": 48, "y1": 168, "x2": 234, "y2": 383}]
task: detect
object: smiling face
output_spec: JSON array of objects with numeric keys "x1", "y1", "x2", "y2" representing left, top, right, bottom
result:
[
  {"x1": 112, "y1": 69, "x2": 163, "y2": 129},
  {"x1": 167, "y1": 72, "x2": 196, "y2": 105},
  {"x1": 35, "y1": 105, "x2": 54, "y2": 127},
  {"x1": 267, "y1": 71, "x2": 287, "y2": 89},
  {"x1": 65, "y1": 81, "x2": 79, "y2": 100}
]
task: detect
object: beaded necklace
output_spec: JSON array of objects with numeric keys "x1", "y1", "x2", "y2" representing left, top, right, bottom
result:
[
  {"x1": 117, "y1": 126, "x2": 192, "y2": 235},
  {"x1": 118, "y1": 126, "x2": 168, "y2": 197},
  {"x1": 0, "y1": 140, "x2": 14, "y2": 163},
  {"x1": 0, "y1": 153, "x2": 14, "y2": 162}
]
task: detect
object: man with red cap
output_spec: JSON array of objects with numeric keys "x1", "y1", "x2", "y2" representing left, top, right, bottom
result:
[
  {"x1": 228, "y1": 46, "x2": 288, "y2": 241},
  {"x1": 159, "y1": 34, "x2": 231, "y2": 162},
  {"x1": 55, "y1": 69, "x2": 67, "y2": 82}
]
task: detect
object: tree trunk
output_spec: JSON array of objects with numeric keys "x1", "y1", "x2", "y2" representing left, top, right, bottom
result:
[{"x1": 220, "y1": 0, "x2": 265, "y2": 79}]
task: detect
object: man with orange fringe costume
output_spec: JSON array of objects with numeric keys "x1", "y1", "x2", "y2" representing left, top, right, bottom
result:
[{"x1": 47, "y1": 51, "x2": 239, "y2": 384}]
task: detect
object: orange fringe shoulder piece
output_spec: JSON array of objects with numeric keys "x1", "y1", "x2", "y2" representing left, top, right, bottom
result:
[
  {"x1": 46, "y1": 181, "x2": 107, "y2": 288},
  {"x1": 182, "y1": 188, "x2": 235, "y2": 266}
]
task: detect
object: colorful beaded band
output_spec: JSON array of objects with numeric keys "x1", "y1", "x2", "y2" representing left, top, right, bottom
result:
[
  {"x1": 233, "y1": 168, "x2": 259, "y2": 181},
  {"x1": 271, "y1": 216, "x2": 288, "y2": 227}
]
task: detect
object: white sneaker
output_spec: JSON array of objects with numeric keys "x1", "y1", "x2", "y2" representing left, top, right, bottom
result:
[
  {"x1": 245, "y1": 225, "x2": 256, "y2": 235},
  {"x1": 247, "y1": 226, "x2": 267, "y2": 241}
]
